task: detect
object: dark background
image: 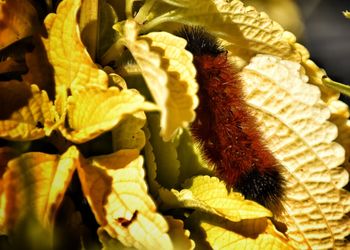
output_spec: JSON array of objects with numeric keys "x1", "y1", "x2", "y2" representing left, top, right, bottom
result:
[{"x1": 297, "y1": 0, "x2": 350, "y2": 84}]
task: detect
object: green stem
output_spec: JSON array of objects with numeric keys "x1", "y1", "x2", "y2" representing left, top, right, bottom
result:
[
  {"x1": 141, "y1": 12, "x2": 177, "y2": 32},
  {"x1": 126, "y1": 0, "x2": 135, "y2": 19},
  {"x1": 134, "y1": 0, "x2": 156, "y2": 24},
  {"x1": 100, "y1": 38, "x2": 125, "y2": 66},
  {"x1": 323, "y1": 77, "x2": 350, "y2": 97}
]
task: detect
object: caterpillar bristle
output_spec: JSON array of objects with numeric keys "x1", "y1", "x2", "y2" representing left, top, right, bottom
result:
[{"x1": 176, "y1": 26, "x2": 225, "y2": 56}]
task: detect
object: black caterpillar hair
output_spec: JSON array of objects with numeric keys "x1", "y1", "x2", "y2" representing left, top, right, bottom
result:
[{"x1": 176, "y1": 26, "x2": 225, "y2": 56}]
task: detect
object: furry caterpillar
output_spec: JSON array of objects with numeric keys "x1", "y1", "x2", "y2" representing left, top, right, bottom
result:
[{"x1": 178, "y1": 26, "x2": 285, "y2": 213}]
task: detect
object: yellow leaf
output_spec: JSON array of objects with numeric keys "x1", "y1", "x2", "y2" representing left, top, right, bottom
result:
[
  {"x1": 166, "y1": 176, "x2": 272, "y2": 221},
  {"x1": 147, "y1": 0, "x2": 300, "y2": 64},
  {"x1": 77, "y1": 150, "x2": 173, "y2": 249},
  {"x1": 0, "y1": 0, "x2": 39, "y2": 49},
  {"x1": 343, "y1": 10, "x2": 350, "y2": 19},
  {"x1": 0, "y1": 146, "x2": 79, "y2": 234},
  {"x1": 165, "y1": 216, "x2": 195, "y2": 250},
  {"x1": 241, "y1": 0, "x2": 304, "y2": 37},
  {"x1": 189, "y1": 211, "x2": 294, "y2": 250},
  {"x1": 214, "y1": 0, "x2": 300, "y2": 61},
  {"x1": 42, "y1": 0, "x2": 108, "y2": 114},
  {"x1": 0, "y1": 83, "x2": 56, "y2": 141},
  {"x1": 122, "y1": 20, "x2": 198, "y2": 141},
  {"x1": 241, "y1": 54, "x2": 350, "y2": 249},
  {"x1": 60, "y1": 86, "x2": 156, "y2": 143}
]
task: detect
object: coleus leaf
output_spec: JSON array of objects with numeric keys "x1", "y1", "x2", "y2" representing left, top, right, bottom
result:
[
  {"x1": 0, "y1": 83, "x2": 56, "y2": 141},
  {"x1": 187, "y1": 211, "x2": 294, "y2": 250},
  {"x1": 241, "y1": 54, "x2": 350, "y2": 249},
  {"x1": 77, "y1": 149, "x2": 173, "y2": 249},
  {"x1": 161, "y1": 176, "x2": 272, "y2": 221},
  {"x1": 41, "y1": 0, "x2": 109, "y2": 114},
  {"x1": 121, "y1": 20, "x2": 198, "y2": 141},
  {"x1": 0, "y1": 146, "x2": 79, "y2": 234},
  {"x1": 59, "y1": 86, "x2": 156, "y2": 143}
]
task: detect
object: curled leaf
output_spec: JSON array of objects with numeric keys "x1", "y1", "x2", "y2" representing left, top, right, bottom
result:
[{"x1": 122, "y1": 20, "x2": 198, "y2": 141}]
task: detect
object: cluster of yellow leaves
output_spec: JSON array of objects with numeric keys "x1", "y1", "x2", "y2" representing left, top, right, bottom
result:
[
  {"x1": 0, "y1": 0, "x2": 171, "y2": 248},
  {"x1": 0, "y1": 0, "x2": 350, "y2": 249}
]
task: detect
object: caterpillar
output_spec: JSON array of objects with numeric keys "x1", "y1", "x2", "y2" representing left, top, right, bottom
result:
[{"x1": 177, "y1": 26, "x2": 285, "y2": 213}]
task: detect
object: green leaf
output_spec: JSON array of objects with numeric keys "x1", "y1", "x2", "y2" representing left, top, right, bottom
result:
[
  {"x1": 176, "y1": 129, "x2": 214, "y2": 184},
  {"x1": 145, "y1": 113, "x2": 180, "y2": 189},
  {"x1": 98, "y1": 1, "x2": 119, "y2": 60}
]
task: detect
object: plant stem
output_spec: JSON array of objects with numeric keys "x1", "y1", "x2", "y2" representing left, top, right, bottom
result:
[
  {"x1": 141, "y1": 12, "x2": 176, "y2": 32},
  {"x1": 134, "y1": 0, "x2": 156, "y2": 24},
  {"x1": 126, "y1": 0, "x2": 135, "y2": 19},
  {"x1": 100, "y1": 38, "x2": 125, "y2": 66},
  {"x1": 323, "y1": 77, "x2": 350, "y2": 97}
]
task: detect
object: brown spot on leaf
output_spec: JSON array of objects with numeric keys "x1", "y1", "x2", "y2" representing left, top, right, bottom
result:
[{"x1": 116, "y1": 210, "x2": 138, "y2": 228}]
